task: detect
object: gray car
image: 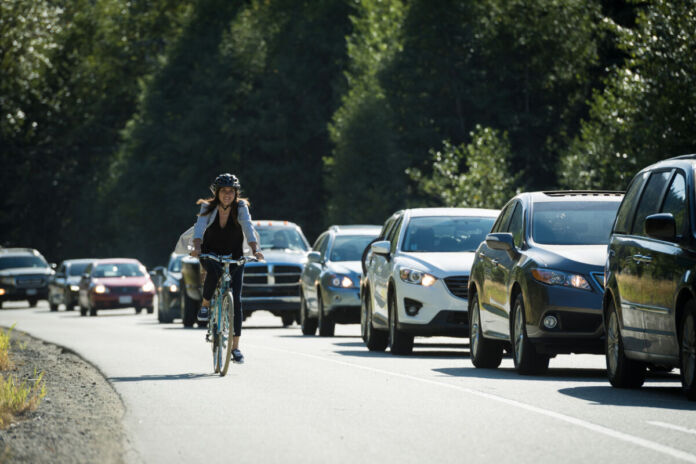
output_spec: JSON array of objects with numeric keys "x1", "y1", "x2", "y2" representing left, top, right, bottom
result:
[
  {"x1": 300, "y1": 225, "x2": 381, "y2": 336},
  {"x1": 48, "y1": 259, "x2": 95, "y2": 311}
]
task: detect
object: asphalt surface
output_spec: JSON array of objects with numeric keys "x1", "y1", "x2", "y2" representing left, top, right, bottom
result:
[{"x1": 2, "y1": 301, "x2": 696, "y2": 464}]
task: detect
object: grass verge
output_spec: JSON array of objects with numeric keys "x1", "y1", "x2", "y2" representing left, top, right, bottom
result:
[{"x1": 0, "y1": 326, "x2": 47, "y2": 429}]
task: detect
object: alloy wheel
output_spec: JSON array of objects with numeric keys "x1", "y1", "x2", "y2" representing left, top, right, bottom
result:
[
  {"x1": 514, "y1": 305, "x2": 525, "y2": 365},
  {"x1": 471, "y1": 299, "x2": 481, "y2": 358},
  {"x1": 607, "y1": 311, "x2": 620, "y2": 377}
]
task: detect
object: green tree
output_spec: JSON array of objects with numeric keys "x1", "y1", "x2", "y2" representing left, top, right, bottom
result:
[{"x1": 408, "y1": 126, "x2": 518, "y2": 209}]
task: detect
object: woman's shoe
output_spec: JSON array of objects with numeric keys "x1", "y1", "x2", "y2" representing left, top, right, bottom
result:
[{"x1": 197, "y1": 306, "x2": 210, "y2": 321}]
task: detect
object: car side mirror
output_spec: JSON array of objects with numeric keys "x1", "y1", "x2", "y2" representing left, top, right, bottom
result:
[
  {"x1": 307, "y1": 251, "x2": 322, "y2": 263},
  {"x1": 645, "y1": 213, "x2": 677, "y2": 242},
  {"x1": 485, "y1": 233, "x2": 518, "y2": 258},
  {"x1": 371, "y1": 240, "x2": 391, "y2": 256}
]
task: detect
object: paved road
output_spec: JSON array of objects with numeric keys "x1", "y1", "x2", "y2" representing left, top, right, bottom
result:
[{"x1": 2, "y1": 301, "x2": 696, "y2": 464}]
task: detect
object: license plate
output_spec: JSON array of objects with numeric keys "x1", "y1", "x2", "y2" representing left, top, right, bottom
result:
[
  {"x1": 119, "y1": 296, "x2": 133, "y2": 304},
  {"x1": 26, "y1": 289, "x2": 37, "y2": 296}
]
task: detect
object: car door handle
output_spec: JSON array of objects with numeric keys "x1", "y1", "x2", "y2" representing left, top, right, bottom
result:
[{"x1": 632, "y1": 254, "x2": 653, "y2": 263}]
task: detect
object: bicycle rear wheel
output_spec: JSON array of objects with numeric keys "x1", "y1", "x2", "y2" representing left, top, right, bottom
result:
[{"x1": 218, "y1": 291, "x2": 235, "y2": 376}]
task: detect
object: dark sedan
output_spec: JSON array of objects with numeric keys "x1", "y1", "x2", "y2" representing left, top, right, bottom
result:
[
  {"x1": 154, "y1": 253, "x2": 185, "y2": 323},
  {"x1": 48, "y1": 259, "x2": 94, "y2": 311},
  {"x1": 468, "y1": 191, "x2": 623, "y2": 374}
]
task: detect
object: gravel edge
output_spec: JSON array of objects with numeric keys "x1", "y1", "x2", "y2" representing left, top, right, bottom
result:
[{"x1": 0, "y1": 329, "x2": 130, "y2": 464}]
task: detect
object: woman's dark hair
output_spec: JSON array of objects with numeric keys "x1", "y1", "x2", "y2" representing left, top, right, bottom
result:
[{"x1": 196, "y1": 188, "x2": 250, "y2": 224}]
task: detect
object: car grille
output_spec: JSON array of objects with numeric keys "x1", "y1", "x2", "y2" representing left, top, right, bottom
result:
[
  {"x1": 444, "y1": 276, "x2": 469, "y2": 299},
  {"x1": 242, "y1": 264, "x2": 301, "y2": 297},
  {"x1": 109, "y1": 286, "x2": 140, "y2": 294},
  {"x1": 590, "y1": 272, "x2": 604, "y2": 290},
  {"x1": 15, "y1": 276, "x2": 46, "y2": 288}
]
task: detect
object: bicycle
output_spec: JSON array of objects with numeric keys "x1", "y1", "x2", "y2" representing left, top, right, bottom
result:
[{"x1": 198, "y1": 253, "x2": 257, "y2": 376}]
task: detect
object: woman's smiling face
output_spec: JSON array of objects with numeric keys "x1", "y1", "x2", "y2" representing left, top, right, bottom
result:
[{"x1": 218, "y1": 186, "x2": 236, "y2": 206}]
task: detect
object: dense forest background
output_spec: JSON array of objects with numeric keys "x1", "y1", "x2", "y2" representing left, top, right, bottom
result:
[{"x1": 1, "y1": 0, "x2": 694, "y2": 266}]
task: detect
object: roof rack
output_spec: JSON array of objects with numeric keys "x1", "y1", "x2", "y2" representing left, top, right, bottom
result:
[{"x1": 542, "y1": 190, "x2": 624, "y2": 196}]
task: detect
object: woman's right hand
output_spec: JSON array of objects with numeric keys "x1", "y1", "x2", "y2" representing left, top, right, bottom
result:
[{"x1": 190, "y1": 245, "x2": 201, "y2": 257}]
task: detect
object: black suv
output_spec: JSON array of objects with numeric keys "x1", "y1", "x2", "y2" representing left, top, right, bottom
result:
[
  {"x1": 604, "y1": 155, "x2": 696, "y2": 400},
  {"x1": 0, "y1": 248, "x2": 55, "y2": 308},
  {"x1": 468, "y1": 191, "x2": 623, "y2": 374}
]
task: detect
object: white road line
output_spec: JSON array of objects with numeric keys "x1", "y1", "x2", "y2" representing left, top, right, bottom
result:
[
  {"x1": 250, "y1": 344, "x2": 696, "y2": 464},
  {"x1": 648, "y1": 421, "x2": 696, "y2": 436}
]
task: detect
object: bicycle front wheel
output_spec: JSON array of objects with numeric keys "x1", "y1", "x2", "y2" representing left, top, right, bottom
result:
[{"x1": 218, "y1": 291, "x2": 235, "y2": 376}]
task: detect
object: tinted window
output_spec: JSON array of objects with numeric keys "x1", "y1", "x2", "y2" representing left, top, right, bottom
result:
[
  {"x1": 402, "y1": 216, "x2": 496, "y2": 252},
  {"x1": 330, "y1": 235, "x2": 379, "y2": 262},
  {"x1": 92, "y1": 263, "x2": 145, "y2": 278},
  {"x1": 68, "y1": 262, "x2": 90, "y2": 276},
  {"x1": 492, "y1": 202, "x2": 515, "y2": 233},
  {"x1": 661, "y1": 172, "x2": 687, "y2": 235},
  {"x1": 257, "y1": 226, "x2": 308, "y2": 252},
  {"x1": 613, "y1": 172, "x2": 649, "y2": 234},
  {"x1": 312, "y1": 234, "x2": 326, "y2": 250},
  {"x1": 317, "y1": 234, "x2": 330, "y2": 258},
  {"x1": 389, "y1": 216, "x2": 404, "y2": 252},
  {"x1": 507, "y1": 203, "x2": 524, "y2": 248},
  {"x1": 532, "y1": 201, "x2": 622, "y2": 245},
  {"x1": 380, "y1": 217, "x2": 396, "y2": 240},
  {"x1": 631, "y1": 171, "x2": 672, "y2": 236},
  {"x1": 0, "y1": 256, "x2": 48, "y2": 270}
]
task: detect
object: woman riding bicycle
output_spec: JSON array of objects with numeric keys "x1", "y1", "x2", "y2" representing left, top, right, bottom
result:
[{"x1": 190, "y1": 173, "x2": 264, "y2": 363}]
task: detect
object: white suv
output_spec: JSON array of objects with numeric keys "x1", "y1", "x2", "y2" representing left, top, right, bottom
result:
[{"x1": 360, "y1": 208, "x2": 499, "y2": 354}]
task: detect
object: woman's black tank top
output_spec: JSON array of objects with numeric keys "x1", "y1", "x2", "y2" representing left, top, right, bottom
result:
[{"x1": 201, "y1": 210, "x2": 243, "y2": 258}]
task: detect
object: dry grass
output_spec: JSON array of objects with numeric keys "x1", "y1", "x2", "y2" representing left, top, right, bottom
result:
[
  {"x1": 0, "y1": 326, "x2": 13, "y2": 371},
  {"x1": 0, "y1": 370, "x2": 46, "y2": 429}
]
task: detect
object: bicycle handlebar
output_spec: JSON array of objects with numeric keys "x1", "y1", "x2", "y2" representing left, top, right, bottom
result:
[{"x1": 198, "y1": 254, "x2": 260, "y2": 265}]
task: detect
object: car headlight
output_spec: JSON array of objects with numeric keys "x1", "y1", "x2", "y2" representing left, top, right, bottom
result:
[
  {"x1": 399, "y1": 268, "x2": 437, "y2": 287},
  {"x1": 141, "y1": 282, "x2": 155, "y2": 292},
  {"x1": 70, "y1": 285, "x2": 79, "y2": 291},
  {"x1": 1, "y1": 277, "x2": 14, "y2": 285},
  {"x1": 531, "y1": 268, "x2": 591, "y2": 291},
  {"x1": 169, "y1": 284, "x2": 179, "y2": 293},
  {"x1": 328, "y1": 274, "x2": 355, "y2": 288},
  {"x1": 94, "y1": 284, "x2": 108, "y2": 294}
]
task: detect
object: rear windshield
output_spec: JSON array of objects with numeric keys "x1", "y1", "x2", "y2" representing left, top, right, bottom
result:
[
  {"x1": 401, "y1": 216, "x2": 496, "y2": 252},
  {"x1": 532, "y1": 201, "x2": 621, "y2": 245},
  {"x1": 257, "y1": 226, "x2": 308, "y2": 252},
  {"x1": 0, "y1": 256, "x2": 48, "y2": 270},
  {"x1": 330, "y1": 235, "x2": 379, "y2": 262},
  {"x1": 68, "y1": 262, "x2": 90, "y2": 276},
  {"x1": 92, "y1": 263, "x2": 145, "y2": 278}
]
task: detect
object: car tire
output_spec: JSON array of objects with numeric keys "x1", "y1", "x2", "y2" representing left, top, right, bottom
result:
[
  {"x1": 88, "y1": 300, "x2": 97, "y2": 317},
  {"x1": 28, "y1": 298, "x2": 38, "y2": 307},
  {"x1": 135, "y1": 307, "x2": 143, "y2": 314},
  {"x1": 605, "y1": 300, "x2": 645, "y2": 388},
  {"x1": 49, "y1": 302, "x2": 58, "y2": 312},
  {"x1": 317, "y1": 292, "x2": 335, "y2": 337},
  {"x1": 469, "y1": 293, "x2": 503, "y2": 368},
  {"x1": 511, "y1": 294, "x2": 549, "y2": 375},
  {"x1": 360, "y1": 290, "x2": 370, "y2": 343},
  {"x1": 680, "y1": 301, "x2": 696, "y2": 400},
  {"x1": 389, "y1": 290, "x2": 413, "y2": 355},
  {"x1": 146, "y1": 306, "x2": 154, "y2": 314},
  {"x1": 364, "y1": 290, "x2": 387, "y2": 352},
  {"x1": 281, "y1": 313, "x2": 295, "y2": 327},
  {"x1": 300, "y1": 291, "x2": 317, "y2": 335}
]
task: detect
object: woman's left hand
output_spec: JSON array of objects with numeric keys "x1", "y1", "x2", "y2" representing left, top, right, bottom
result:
[{"x1": 254, "y1": 251, "x2": 265, "y2": 261}]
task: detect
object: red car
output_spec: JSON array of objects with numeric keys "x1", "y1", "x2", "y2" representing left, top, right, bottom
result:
[{"x1": 78, "y1": 258, "x2": 155, "y2": 316}]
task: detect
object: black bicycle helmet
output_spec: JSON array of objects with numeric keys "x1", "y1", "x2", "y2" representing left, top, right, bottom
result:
[{"x1": 210, "y1": 173, "x2": 241, "y2": 194}]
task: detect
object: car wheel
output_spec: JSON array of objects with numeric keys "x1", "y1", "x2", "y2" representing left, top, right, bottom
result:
[
  {"x1": 281, "y1": 313, "x2": 295, "y2": 327},
  {"x1": 135, "y1": 307, "x2": 143, "y2": 314},
  {"x1": 389, "y1": 290, "x2": 413, "y2": 355},
  {"x1": 28, "y1": 298, "x2": 38, "y2": 308},
  {"x1": 360, "y1": 291, "x2": 369, "y2": 343},
  {"x1": 300, "y1": 291, "x2": 317, "y2": 335},
  {"x1": 88, "y1": 300, "x2": 97, "y2": 317},
  {"x1": 605, "y1": 300, "x2": 645, "y2": 388},
  {"x1": 511, "y1": 294, "x2": 549, "y2": 375},
  {"x1": 317, "y1": 292, "x2": 335, "y2": 337},
  {"x1": 146, "y1": 306, "x2": 154, "y2": 314},
  {"x1": 364, "y1": 290, "x2": 387, "y2": 352},
  {"x1": 469, "y1": 293, "x2": 503, "y2": 368},
  {"x1": 680, "y1": 301, "x2": 696, "y2": 400},
  {"x1": 49, "y1": 302, "x2": 58, "y2": 312}
]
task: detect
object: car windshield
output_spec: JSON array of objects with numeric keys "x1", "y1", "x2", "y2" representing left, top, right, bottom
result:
[
  {"x1": 92, "y1": 263, "x2": 145, "y2": 278},
  {"x1": 68, "y1": 262, "x2": 90, "y2": 276},
  {"x1": 401, "y1": 216, "x2": 496, "y2": 252},
  {"x1": 0, "y1": 256, "x2": 48, "y2": 270},
  {"x1": 330, "y1": 235, "x2": 379, "y2": 262},
  {"x1": 257, "y1": 226, "x2": 308, "y2": 252},
  {"x1": 169, "y1": 255, "x2": 184, "y2": 272},
  {"x1": 532, "y1": 201, "x2": 621, "y2": 245}
]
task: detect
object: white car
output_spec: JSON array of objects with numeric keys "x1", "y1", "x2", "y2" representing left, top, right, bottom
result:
[{"x1": 360, "y1": 208, "x2": 499, "y2": 354}]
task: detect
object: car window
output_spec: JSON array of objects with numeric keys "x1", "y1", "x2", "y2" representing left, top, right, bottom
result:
[
  {"x1": 492, "y1": 201, "x2": 515, "y2": 233},
  {"x1": 631, "y1": 170, "x2": 672, "y2": 236},
  {"x1": 317, "y1": 234, "x2": 331, "y2": 259},
  {"x1": 532, "y1": 200, "x2": 622, "y2": 245},
  {"x1": 312, "y1": 233, "x2": 326, "y2": 250},
  {"x1": 58, "y1": 264, "x2": 67, "y2": 275},
  {"x1": 380, "y1": 217, "x2": 396, "y2": 240},
  {"x1": 83, "y1": 264, "x2": 92, "y2": 276},
  {"x1": 92, "y1": 263, "x2": 145, "y2": 278},
  {"x1": 401, "y1": 216, "x2": 496, "y2": 252},
  {"x1": 69, "y1": 262, "x2": 90, "y2": 276},
  {"x1": 330, "y1": 235, "x2": 379, "y2": 262},
  {"x1": 613, "y1": 171, "x2": 649, "y2": 234},
  {"x1": 389, "y1": 216, "x2": 404, "y2": 253},
  {"x1": 507, "y1": 203, "x2": 524, "y2": 248},
  {"x1": 168, "y1": 255, "x2": 184, "y2": 273},
  {"x1": 256, "y1": 226, "x2": 309, "y2": 252},
  {"x1": 0, "y1": 256, "x2": 48, "y2": 270},
  {"x1": 660, "y1": 171, "x2": 687, "y2": 236}
]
